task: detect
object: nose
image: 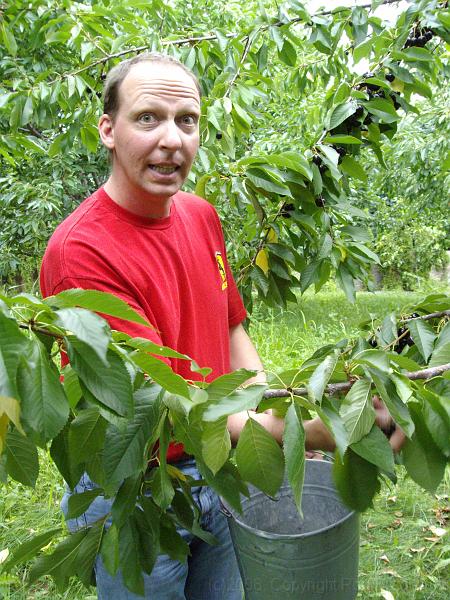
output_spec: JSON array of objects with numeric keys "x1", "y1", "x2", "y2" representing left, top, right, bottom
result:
[{"x1": 159, "y1": 119, "x2": 182, "y2": 150}]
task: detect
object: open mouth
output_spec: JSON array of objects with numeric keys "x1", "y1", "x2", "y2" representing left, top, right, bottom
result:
[{"x1": 149, "y1": 165, "x2": 179, "y2": 174}]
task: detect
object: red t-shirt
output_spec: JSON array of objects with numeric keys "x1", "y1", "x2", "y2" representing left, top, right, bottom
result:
[{"x1": 40, "y1": 187, "x2": 246, "y2": 461}]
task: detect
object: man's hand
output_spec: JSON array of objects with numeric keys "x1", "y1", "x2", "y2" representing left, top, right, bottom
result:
[{"x1": 373, "y1": 395, "x2": 406, "y2": 452}]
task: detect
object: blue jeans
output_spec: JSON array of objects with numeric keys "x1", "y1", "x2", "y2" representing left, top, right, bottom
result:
[{"x1": 61, "y1": 459, "x2": 242, "y2": 599}]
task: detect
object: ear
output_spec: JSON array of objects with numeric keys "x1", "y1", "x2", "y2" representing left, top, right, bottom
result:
[{"x1": 98, "y1": 114, "x2": 115, "y2": 150}]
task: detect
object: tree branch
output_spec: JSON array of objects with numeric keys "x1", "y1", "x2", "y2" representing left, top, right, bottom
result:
[
  {"x1": 49, "y1": 0, "x2": 402, "y2": 83},
  {"x1": 403, "y1": 310, "x2": 450, "y2": 322},
  {"x1": 224, "y1": 33, "x2": 255, "y2": 98},
  {"x1": 18, "y1": 322, "x2": 63, "y2": 340},
  {"x1": 263, "y1": 363, "x2": 450, "y2": 399}
]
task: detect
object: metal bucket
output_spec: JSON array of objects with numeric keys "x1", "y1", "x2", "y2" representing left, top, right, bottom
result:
[{"x1": 221, "y1": 460, "x2": 359, "y2": 600}]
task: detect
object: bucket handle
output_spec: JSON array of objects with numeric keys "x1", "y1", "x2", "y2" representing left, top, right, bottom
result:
[{"x1": 219, "y1": 502, "x2": 232, "y2": 518}]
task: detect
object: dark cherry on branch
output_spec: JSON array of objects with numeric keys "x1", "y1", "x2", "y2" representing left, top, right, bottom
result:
[
  {"x1": 315, "y1": 196, "x2": 325, "y2": 207},
  {"x1": 280, "y1": 203, "x2": 295, "y2": 218}
]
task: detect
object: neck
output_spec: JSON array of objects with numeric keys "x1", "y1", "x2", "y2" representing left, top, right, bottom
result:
[{"x1": 103, "y1": 177, "x2": 173, "y2": 219}]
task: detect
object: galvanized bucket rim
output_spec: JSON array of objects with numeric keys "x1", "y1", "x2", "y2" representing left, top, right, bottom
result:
[{"x1": 220, "y1": 459, "x2": 356, "y2": 541}]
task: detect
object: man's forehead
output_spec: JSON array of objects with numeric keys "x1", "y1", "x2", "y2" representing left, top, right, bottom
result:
[{"x1": 120, "y1": 62, "x2": 200, "y2": 104}]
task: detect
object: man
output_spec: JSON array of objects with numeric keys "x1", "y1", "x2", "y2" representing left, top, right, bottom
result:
[{"x1": 40, "y1": 53, "x2": 399, "y2": 599}]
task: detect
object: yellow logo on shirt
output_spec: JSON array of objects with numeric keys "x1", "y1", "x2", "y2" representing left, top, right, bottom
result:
[{"x1": 215, "y1": 252, "x2": 228, "y2": 290}]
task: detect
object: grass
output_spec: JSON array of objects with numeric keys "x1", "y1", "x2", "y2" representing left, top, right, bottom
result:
[{"x1": 1, "y1": 287, "x2": 448, "y2": 599}]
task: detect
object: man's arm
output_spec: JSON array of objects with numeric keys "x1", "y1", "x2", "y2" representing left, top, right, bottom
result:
[
  {"x1": 227, "y1": 323, "x2": 405, "y2": 453},
  {"x1": 227, "y1": 323, "x2": 336, "y2": 450},
  {"x1": 229, "y1": 322, "x2": 266, "y2": 384}
]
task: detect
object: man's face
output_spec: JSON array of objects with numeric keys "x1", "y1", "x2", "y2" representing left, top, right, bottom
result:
[{"x1": 99, "y1": 61, "x2": 200, "y2": 208}]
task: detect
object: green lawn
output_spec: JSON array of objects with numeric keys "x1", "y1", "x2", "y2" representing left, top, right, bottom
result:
[{"x1": 0, "y1": 288, "x2": 448, "y2": 599}]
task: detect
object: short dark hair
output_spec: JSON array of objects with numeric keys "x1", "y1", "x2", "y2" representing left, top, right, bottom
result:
[{"x1": 103, "y1": 52, "x2": 201, "y2": 120}]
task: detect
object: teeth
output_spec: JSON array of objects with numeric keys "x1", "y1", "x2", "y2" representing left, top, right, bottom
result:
[{"x1": 150, "y1": 165, "x2": 177, "y2": 174}]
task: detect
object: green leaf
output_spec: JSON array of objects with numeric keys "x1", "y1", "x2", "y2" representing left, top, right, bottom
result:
[
  {"x1": 21, "y1": 96, "x2": 33, "y2": 126},
  {"x1": 351, "y1": 425, "x2": 395, "y2": 474},
  {"x1": 403, "y1": 403, "x2": 447, "y2": 493},
  {"x1": 158, "y1": 513, "x2": 190, "y2": 564},
  {"x1": 323, "y1": 135, "x2": 362, "y2": 145},
  {"x1": 267, "y1": 152, "x2": 313, "y2": 180},
  {"x1": 316, "y1": 398, "x2": 349, "y2": 458},
  {"x1": 45, "y1": 289, "x2": 150, "y2": 326},
  {"x1": 119, "y1": 516, "x2": 149, "y2": 596},
  {"x1": 207, "y1": 369, "x2": 256, "y2": 402},
  {"x1": 1, "y1": 23, "x2": 18, "y2": 56},
  {"x1": 28, "y1": 529, "x2": 89, "y2": 590},
  {"x1": 307, "y1": 350, "x2": 339, "y2": 404},
  {"x1": 401, "y1": 47, "x2": 433, "y2": 62},
  {"x1": 407, "y1": 319, "x2": 436, "y2": 362},
  {"x1": 201, "y1": 416, "x2": 231, "y2": 474},
  {"x1": 121, "y1": 336, "x2": 191, "y2": 361},
  {"x1": 353, "y1": 38, "x2": 372, "y2": 64},
  {"x1": 266, "y1": 243, "x2": 296, "y2": 266},
  {"x1": 198, "y1": 460, "x2": 247, "y2": 514},
  {"x1": 378, "y1": 313, "x2": 397, "y2": 346},
  {"x1": 5, "y1": 429, "x2": 39, "y2": 487},
  {"x1": 103, "y1": 385, "x2": 163, "y2": 485},
  {"x1": 69, "y1": 407, "x2": 107, "y2": 465},
  {"x1": 333, "y1": 448, "x2": 380, "y2": 512},
  {"x1": 340, "y1": 156, "x2": 367, "y2": 181},
  {"x1": 435, "y1": 321, "x2": 450, "y2": 350},
  {"x1": 100, "y1": 523, "x2": 119, "y2": 577},
  {"x1": 171, "y1": 489, "x2": 194, "y2": 530},
  {"x1": 246, "y1": 168, "x2": 292, "y2": 197},
  {"x1": 202, "y1": 384, "x2": 266, "y2": 421},
  {"x1": 48, "y1": 132, "x2": 67, "y2": 157},
  {"x1": 369, "y1": 368, "x2": 415, "y2": 438},
  {"x1": 328, "y1": 102, "x2": 357, "y2": 130},
  {"x1": 0, "y1": 311, "x2": 31, "y2": 399},
  {"x1": 364, "y1": 98, "x2": 400, "y2": 123},
  {"x1": 3, "y1": 528, "x2": 61, "y2": 570},
  {"x1": 111, "y1": 474, "x2": 142, "y2": 527},
  {"x1": 163, "y1": 391, "x2": 194, "y2": 416},
  {"x1": 336, "y1": 265, "x2": 355, "y2": 302},
  {"x1": 133, "y1": 506, "x2": 159, "y2": 574},
  {"x1": 55, "y1": 308, "x2": 111, "y2": 365},
  {"x1": 131, "y1": 351, "x2": 190, "y2": 398},
  {"x1": 29, "y1": 521, "x2": 103, "y2": 590},
  {"x1": 0, "y1": 395, "x2": 24, "y2": 436},
  {"x1": 17, "y1": 335, "x2": 69, "y2": 444},
  {"x1": 300, "y1": 260, "x2": 320, "y2": 293},
  {"x1": 150, "y1": 416, "x2": 174, "y2": 509},
  {"x1": 279, "y1": 39, "x2": 297, "y2": 66},
  {"x1": 67, "y1": 338, "x2": 133, "y2": 417},
  {"x1": 171, "y1": 412, "x2": 202, "y2": 456},
  {"x1": 422, "y1": 391, "x2": 450, "y2": 457},
  {"x1": 352, "y1": 349, "x2": 390, "y2": 372},
  {"x1": 195, "y1": 173, "x2": 211, "y2": 198},
  {"x1": 66, "y1": 488, "x2": 103, "y2": 519},
  {"x1": 80, "y1": 126, "x2": 98, "y2": 153},
  {"x1": 235, "y1": 418, "x2": 284, "y2": 497},
  {"x1": 340, "y1": 379, "x2": 375, "y2": 445},
  {"x1": 50, "y1": 424, "x2": 85, "y2": 490},
  {"x1": 283, "y1": 402, "x2": 305, "y2": 516}
]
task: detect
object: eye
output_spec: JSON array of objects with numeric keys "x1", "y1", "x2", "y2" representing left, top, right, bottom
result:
[
  {"x1": 180, "y1": 114, "x2": 197, "y2": 126},
  {"x1": 138, "y1": 113, "x2": 157, "y2": 124}
]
